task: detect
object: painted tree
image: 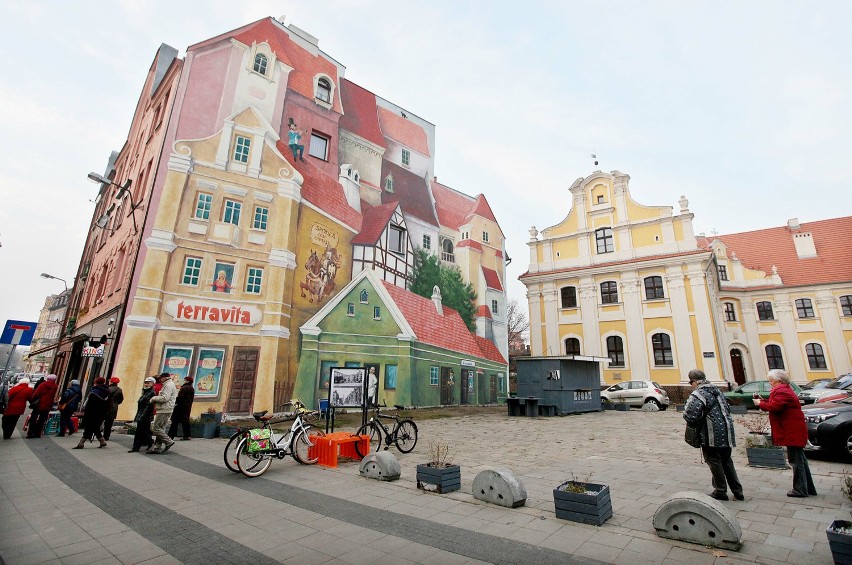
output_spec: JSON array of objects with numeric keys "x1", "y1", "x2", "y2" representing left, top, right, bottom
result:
[{"x1": 410, "y1": 248, "x2": 477, "y2": 331}]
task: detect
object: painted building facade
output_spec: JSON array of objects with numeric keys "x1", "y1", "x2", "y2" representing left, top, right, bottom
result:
[
  {"x1": 297, "y1": 270, "x2": 508, "y2": 407},
  {"x1": 109, "y1": 17, "x2": 507, "y2": 418},
  {"x1": 520, "y1": 170, "x2": 852, "y2": 388}
]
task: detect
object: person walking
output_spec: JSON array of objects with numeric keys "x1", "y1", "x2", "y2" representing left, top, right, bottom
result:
[
  {"x1": 148, "y1": 372, "x2": 176, "y2": 454},
  {"x1": 129, "y1": 377, "x2": 157, "y2": 453},
  {"x1": 57, "y1": 379, "x2": 82, "y2": 436},
  {"x1": 103, "y1": 377, "x2": 124, "y2": 441},
  {"x1": 73, "y1": 377, "x2": 111, "y2": 449},
  {"x1": 683, "y1": 369, "x2": 744, "y2": 501},
  {"x1": 26, "y1": 374, "x2": 59, "y2": 438},
  {"x1": 2, "y1": 377, "x2": 33, "y2": 439},
  {"x1": 754, "y1": 369, "x2": 817, "y2": 497},
  {"x1": 168, "y1": 376, "x2": 195, "y2": 441}
]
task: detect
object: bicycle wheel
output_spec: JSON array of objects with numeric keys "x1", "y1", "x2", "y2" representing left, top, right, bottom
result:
[
  {"x1": 353, "y1": 422, "x2": 381, "y2": 458},
  {"x1": 292, "y1": 428, "x2": 326, "y2": 465},
  {"x1": 394, "y1": 420, "x2": 418, "y2": 453},
  {"x1": 236, "y1": 437, "x2": 272, "y2": 477},
  {"x1": 223, "y1": 431, "x2": 246, "y2": 472}
]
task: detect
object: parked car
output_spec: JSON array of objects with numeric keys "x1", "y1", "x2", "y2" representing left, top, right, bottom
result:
[
  {"x1": 799, "y1": 374, "x2": 852, "y2": 405},
  {"x1": 801, "y1": 378, "x2": 834, "y2": 390},
  {"x1": 601, "y1": 380, "x2": 669, "y2": 409},
  {"x1": 804, "y1": 397, "x2": 852, "y2": 460},
  {"x1": 724, "y1": 380, "x2": 805, "y2": 408}
]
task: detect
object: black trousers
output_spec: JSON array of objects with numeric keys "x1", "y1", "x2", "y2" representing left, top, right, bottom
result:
[
  {"x1": 103, "y1": 416, "x2": 116, "y2": 440},
  {"x1": 131, "y1": 418, "x2": 153, "y2": 451},
  {"x1": 59, "y1": 408, "x2": 76, "y2": 435},
  {"x1": 787, "y1": 446, "x2": 817, "y2": 495},
  {"x1": 168, "y1": 415, "x2": 191, "y2": 439},
  {"x1": 702, "y1": 445, "x2": 743, "y2": 497},
  {"x1": 2, "y1": 414, "x2": 21, "y2": 439},
  {"x1": 27, "y1": 409, "x2": 50, "y2": 438}
]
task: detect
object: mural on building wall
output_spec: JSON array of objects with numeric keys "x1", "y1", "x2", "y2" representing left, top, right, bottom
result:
[
  {"x1": 329, "y1": 367, "x2": 364, "y2": 407},
  {"x1": 211, "y1": 262, "x2": 234, "y2": 293},
  {"x1": 299, "y1": 222, "x2": 344, "y2": 303},
  {"x1": 161, "y1": 346, "x2": 193, "y2": 381},
  {"x1": 194, "y1": 347, "x2": 225, "y2": 398}
]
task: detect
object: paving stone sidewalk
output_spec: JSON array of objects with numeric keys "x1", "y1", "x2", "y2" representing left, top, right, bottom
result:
[{"x1": 1, "y1": 408, "x2": 849, "y2": 564}]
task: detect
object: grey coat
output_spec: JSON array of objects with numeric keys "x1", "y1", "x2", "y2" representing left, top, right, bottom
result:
[{"x1": 683, "y1": 382, "x2": 736, "y2": 448}]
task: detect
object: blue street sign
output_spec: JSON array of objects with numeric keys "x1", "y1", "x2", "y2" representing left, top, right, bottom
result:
[{"x1": 0, "y1": 320, "x2": 38, "y2": 346}]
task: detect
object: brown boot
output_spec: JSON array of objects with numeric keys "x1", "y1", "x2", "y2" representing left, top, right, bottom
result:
[
  {"x1": 98, "y1": 438, "x2": 107, "y2": 448},
  {"x1": 73, "y1": 438, "x2": 85, "y2": 449}
]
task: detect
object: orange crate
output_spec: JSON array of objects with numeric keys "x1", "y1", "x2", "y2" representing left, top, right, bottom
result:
[{"x1": 313, "y1": 432, "x2": 370, "y2": 468}]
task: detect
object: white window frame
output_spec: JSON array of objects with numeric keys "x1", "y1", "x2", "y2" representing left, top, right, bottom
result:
[
  {"x1": 253, "y1": 53, "x2": 268, "y2": 76},
  {"x1": 313, "y1": 74, "x2": 335, "y2": 108},
  {"x1": 482, "y1": 231, "x2": 490, "y2": 243},
  {"x1": 181, "y1": 257, "x2": 202, "y2": 286},
  {"x1": 347, "y1": 303, "x2": 355, "y2": 317},
  {"x1": 422, "y1": 234, "x2": 431, "y2": 250},
  {"x1": 491, "y1": 300, "x2": 498, "y2": 315},
  {"x1": 309, "y1": 132, "x2": 329, "y2": 161},
  {"x1": 245, "y1": 267, "x2": 263, "y2": 294},
  {"x1": 430, "y1": 366, "x2": 439, "y2": 386},
  {"x1": 401, "y1": 148, "x2": 410, "y2": 167},
  {"x1": 223, "y1": 199, "x2": 242, "y2": 226},
  {"x1": 194, "y1": 193, "x2": 213, "y2": 221},
  {"x1": 252, "y1": 206, "x2": 269, "y2": 231},
  {"x1": 388, "y1": 225, "x2": 406, "y2": 255},
  {"x1": 233, "y1": 135, "x2": 251, "y2": 163}
]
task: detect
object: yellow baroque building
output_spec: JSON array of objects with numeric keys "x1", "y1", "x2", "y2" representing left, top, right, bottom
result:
[{"x1": 520, "y1": 170, "x2": 852, "y2": 389}]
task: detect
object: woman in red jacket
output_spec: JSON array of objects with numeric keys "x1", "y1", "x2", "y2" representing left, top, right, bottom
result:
[
  {"x1": 754, "y1": 369, "x2": 817, "y2": 497},
  {"x1": 3, "y1": 377, "x2": 34, "y2": 439}
]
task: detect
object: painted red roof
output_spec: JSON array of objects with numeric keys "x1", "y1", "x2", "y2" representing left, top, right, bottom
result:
[
  {"x1": 431, "y1": 180, "x2": 474, "y2": 230},
  {"x1": 381, "y1": 281, "x2": 505, "y2": 365},
  {"x1": 476, "y1": 305, "x2": 492, "y2": 319},
  {"x1": 377, "y1": 107, "x2": 430, "y2": 156},
  {"x1": 697, "y1": 216, "x2": 852, "y2": 287},
  {"x1": 518, "y1": 249, "x2": 711, "y2": 280},
  {"x1": 278, "y1": 140, "x2": 361, "y2": 231},
  {"x1": 474, "y1": 335, "x2": 507, "y2": 365},
  {"x1": 482, "y1": 267, "x2": 503, "y2": 291},
  {"x1": 352, "y1": 202, "x2": 398, "y2": 245},
  {"x1": 380, "y1": 160, "x2": 438, "y2": 226},
  {"x1": 338, "y1": 79, "x2": 386, "y2": 149},
  {"x1": 495, "y1": 250, "x2": 503, "y2": 258},
  {"x1": 464, "y1": 194, "x2": 499, "y2": 225},
  {"x1": 457, "y1": 240, "x2": 482, "y2": 251},
  {"x1": 233, "y1": 19, "x2": 343, "y2": 114}
]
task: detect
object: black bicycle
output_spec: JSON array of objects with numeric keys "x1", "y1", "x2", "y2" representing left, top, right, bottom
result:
[{"x1": 354, "y1": 403, "x2": 418, "y2": 457}]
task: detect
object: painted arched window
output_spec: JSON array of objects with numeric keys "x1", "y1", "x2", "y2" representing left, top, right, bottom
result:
[
  {"x1": 565, "y1": 338, "x2": 581, "y2": 356},
  {"x1": 765, "y1": 344, "x2": 784, "y2": 370},
  {"x1": 805, "y1": 343, "x2": 827, "y2": 369},
  {"x1": 600, "y1": 281, "x2": 618, "y2": 304},
  {"x1": 651, "y1": 333, "x2": 673, "y2": 366},
  {"x1": 606, "y1": 336, "x2": 624, "y2": 367},
  {"x1": 316, "y1": 77, "x2": 332, "y2": 103},
  {"x1": 756, "y1": 301, "x2": 774, "y2": 321},
  {"x1": 441, "y1": 238, "x2": 454, "y2": 263},
  {"x1": 253, "y1": 53, "x2": 268, "y2": 75},
  {"x1": 643, "y1": 276, "x2": 665, "y2": 300}
]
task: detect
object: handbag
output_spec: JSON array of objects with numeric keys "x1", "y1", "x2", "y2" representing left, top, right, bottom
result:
[
  {"x1": 247, "y1": 428, "x2": 272, "y2": 453},
  {"x1": 685, "y1": 424, "x2": 702, "y2": 448}
]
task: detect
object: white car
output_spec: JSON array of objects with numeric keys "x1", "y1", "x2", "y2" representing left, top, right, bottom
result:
[{"x1": 601, "y1": 380, "x2": 670, "y2": 409}]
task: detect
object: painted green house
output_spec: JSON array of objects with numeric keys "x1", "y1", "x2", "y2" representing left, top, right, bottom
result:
[{"x1": 295, "y1": 270, "x2": 508, "y2": 409}]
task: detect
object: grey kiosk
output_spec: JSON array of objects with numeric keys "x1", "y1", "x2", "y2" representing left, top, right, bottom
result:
[{"x1": 511, "y1": 356, "x2": 607, "y2": 416}]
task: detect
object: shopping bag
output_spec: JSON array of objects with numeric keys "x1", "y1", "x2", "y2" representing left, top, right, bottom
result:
[{"x1": 247, "y1": 428, "x2": 272, "y2": 453}]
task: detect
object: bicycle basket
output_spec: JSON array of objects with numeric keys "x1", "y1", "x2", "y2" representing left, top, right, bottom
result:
[{"x1": 247, "y1": 428, "x2": 272, "y2": 453}]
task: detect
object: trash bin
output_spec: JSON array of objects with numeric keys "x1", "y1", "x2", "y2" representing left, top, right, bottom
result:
[{"x1": 44, "y1": 411, "x2": 61, "y2": 435}]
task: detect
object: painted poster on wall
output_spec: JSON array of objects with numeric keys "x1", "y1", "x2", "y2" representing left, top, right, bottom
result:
[
  {"x1": 328, "y1": 367, "x2": 364, "y2": 408},
  {"x1": 299, "y1": 222, "x2": 343, "y2": 304},
  {"x1": 194, "y1": 347, "x2": 225, "y2": 398},
  {"x1": 211, "y1": 261, "x2": 235, "y2": 293},
  {"x1": 161, "y1": 346, "x2": 193, "y2": 382}
]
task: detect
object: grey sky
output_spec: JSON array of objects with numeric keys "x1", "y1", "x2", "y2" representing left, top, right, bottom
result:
[{"x1": 1, "y1": 1, "x2": 850, "y2": 326}]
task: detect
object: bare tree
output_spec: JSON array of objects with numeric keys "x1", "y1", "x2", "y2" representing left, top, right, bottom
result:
[{"x1": 506, "y1": 298, "x2": 529, "y2": 349}]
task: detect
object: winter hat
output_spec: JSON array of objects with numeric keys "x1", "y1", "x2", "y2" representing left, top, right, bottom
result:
[
  {"x1": 70, "y1": 380, "x2": 79, "y2": 386},
  {"x1": 158, "y1": 372, "x2": 171, "y2": 380},
  {"x1": 184, "y1": 376, "x2": 194, "y2": 383},
  {"x1": 46, "y1": 374, "x2": 58, "y2": 382},
  {"x1": 94, "y1": 377, "x2": 107, "y2": 385},
  {"x1": 144, "y1": 377, "x2": 156, "y2": 384},
  {"x1": 110, "y1": 377, "x2": 120, "y2": 384},
  {"x1": 18, "y1": 377, "x2": 30, "y2": 384}
]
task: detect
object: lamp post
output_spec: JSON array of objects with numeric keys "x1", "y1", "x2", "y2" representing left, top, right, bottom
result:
[
  {"x1": 87, "y1": 172, "x2": 140, "y2": 234},
  {"x1": 40, "y1": 273, "x2": 68, "y2": 292}
]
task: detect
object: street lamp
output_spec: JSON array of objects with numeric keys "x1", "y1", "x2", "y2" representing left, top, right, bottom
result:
[
  {"x1": 40, "y1": 273, "x2": 68, "y2": 292},
  {"x1": 87, "y1": 172, "x2": 140, "y2": 234}
]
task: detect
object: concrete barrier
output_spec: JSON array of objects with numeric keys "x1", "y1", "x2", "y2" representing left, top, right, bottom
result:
[
  {"x1": 472, "y1": 468, "x2": 527, "y2": 508},
  {"x1": 359, "y1": 451, "x2": 400, "y2": 481},
  {"x1": 653, "y1": 491, "x2": 742, "y2": 551}
]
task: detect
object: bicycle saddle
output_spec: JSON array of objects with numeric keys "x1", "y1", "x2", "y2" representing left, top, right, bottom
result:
[
  {"x1": 393, "y1": 404, "x2": 405, "y2": 411},
  {"x1": 252, "y1": 410, "x2": 271, "y2": 421}
]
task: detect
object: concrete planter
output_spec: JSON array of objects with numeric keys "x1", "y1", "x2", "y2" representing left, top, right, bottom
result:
[
  {"x1": 826, "y1": 520, "x2": 852, "y2": 564},
  {"x1": 554, "y1": 481, "x2": 612, "y2": 526},
  {"x1": 416, "y1": 464, "x2": 460, "y2": 493},
  {"x1": 746, "y1": 446, "x2": 787, "y2": 469}
]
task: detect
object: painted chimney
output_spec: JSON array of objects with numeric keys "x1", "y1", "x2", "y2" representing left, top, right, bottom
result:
[{"x1": 431, "y1": 285, "x2": 443, "y2": 315}]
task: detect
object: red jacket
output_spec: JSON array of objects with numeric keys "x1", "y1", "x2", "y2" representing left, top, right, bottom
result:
[
  {"x1": 6, "y1": 383, "x2": 34, "y2": 416},
  {"x1": 758, "y1": 382, "x2": 807, "y2": 447},
  {"x1": 30, "y1": 381, "x2": 58, "y2": 411}
]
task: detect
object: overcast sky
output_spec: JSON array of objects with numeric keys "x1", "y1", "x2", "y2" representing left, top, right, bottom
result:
[{"x1": 1, "y1": 1, "x2": 850, "y2": 329}]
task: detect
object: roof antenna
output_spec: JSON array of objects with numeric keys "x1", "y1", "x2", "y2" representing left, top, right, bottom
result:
[{"x1": 591, "y1": 151, "x2": 599, "y2": 167}]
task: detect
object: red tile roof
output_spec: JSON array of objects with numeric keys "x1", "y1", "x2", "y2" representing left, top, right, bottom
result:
[
  {"x1": 380, "y1": 160, "x2": 438, "y2": 226},
  {"x1": 697, "y1": 216, "x2": 852, "y2": 287},
  {"x1": 476, "y1": 305, "x2": 492, "y2": 319},
  {"x1": 338, "y1": 79, "x2": 386, "y2": 148},
  {"x1": 351, "y1": 202, "x2": 398, "y2": 245},
  {"x1": 456, "y1": 240, "x2": 482, "y2": 251},
  {"x1": 377, "y1": 107, "x2": 430, "y2": 156},
  {"x1": 474, "y1": 336, "x2": 507, "y2": 365},
  {"x1": 431, "y1": 180, "x2": 474, "y2": 230},
  {"x1": 381, "y1": 281, "x2": 506, "y2": 365},
  {"x1": 481, "y1": 267, "x2": 503, "y2": 291},
  {"x1": 518, "y1": 249, "x2": 711, "y2": 280},
  {"x1": 233, "y1": 19, "x2": 343, "y2": 114},
  {"x1": 464, "y1": 194, "x2": 499, "y2": 225},
  {"x1": 278, "y1": 140, "x2": 361, "y2": 232}
]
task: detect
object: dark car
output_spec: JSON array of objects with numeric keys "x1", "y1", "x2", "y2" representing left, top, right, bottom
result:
[
  {"x1": 804, "y1": 396, "x2": 852, "y2": 460},
  {"x1": 799, "y1": 374, "x2": 852, "y2": 405},
  {"x1": 724, "y1": 380, "x2": 805, "y2": 409},
  {"x1": 801, "y1": 378, "x2": 834, "y2": 390}
]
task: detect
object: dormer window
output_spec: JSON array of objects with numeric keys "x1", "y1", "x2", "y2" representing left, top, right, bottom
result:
[
  {"x1": 253, "y1": 53, "x2": 268, "y2": 75},
  {"x1": 384, "y1": 174, "x2": 394, "y2": 192},
  {"x1": 316, "y1": 77, "x2": 332, "y2": 103}
]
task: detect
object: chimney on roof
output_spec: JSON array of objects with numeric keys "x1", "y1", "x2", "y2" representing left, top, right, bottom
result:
[
  {"x1": 431, "y1": 285, "x2": 443, "y2": 315},
  {"x1": 788, "y1": 218, "x2": 801, "y2": 230},
  {"x1": 793, "y1": 232, "x2": 818, "y2": 259}
]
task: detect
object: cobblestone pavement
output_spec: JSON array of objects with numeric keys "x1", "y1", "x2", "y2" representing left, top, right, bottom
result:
[{"x1": 1, "y1": 407, "x2": 849, "y2": 564}]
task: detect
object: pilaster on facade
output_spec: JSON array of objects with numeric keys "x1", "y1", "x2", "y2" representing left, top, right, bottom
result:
[
  {"x1": 578, "y1": 280, "x2": 601, "y2": 357},
  {"x1": 738, "y1": 301, "x2": 766, "y2": 378},
  {"x1": 620, "y1": 275, "x2": 649, "y2": 379},
  {"x1": 665, "y1": 269, "x2": 697, "y2": 375},
  {"x1": 527, "y1": 288, "x2": 543, "y2": 356},
  {"x1": 817, "y1": 293, "x2": 851, "y2": 374},
  {"x1": 774, "y1": 300, "x2": 807, "y2": 374},
  {"x1": 541, "y1": 286, "x2": 560, "y2": 356},
  {"x1": 687, "y1": 269, "x2": 721, "y2": 382}
]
